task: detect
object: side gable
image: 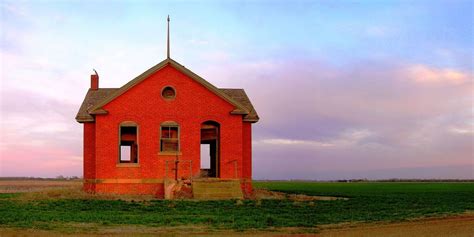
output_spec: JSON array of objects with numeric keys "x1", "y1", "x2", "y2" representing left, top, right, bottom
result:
[
  {"x1": 75, "y1": 88, "x2": 118, "y2": 122},
  {"x1": 220, "y1": 89, "x2": 259, "y2": 122},
  {"x1": 88, "y1": 58, "x2": 249, "y2": 116}
]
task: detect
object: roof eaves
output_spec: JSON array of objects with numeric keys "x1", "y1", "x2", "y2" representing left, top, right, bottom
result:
[
  {"x1": 88, "y1": 108, "x2": 108, "y2": 115},
  {"x1": 75, "y1": 116, "x2": 95, "y2": 123},
  {"x1": 243, "y1": 118, "x2": 259, "y2": 123},
  {"x1": 230, "y1": 109, "x2": 248, "y2": 115}
]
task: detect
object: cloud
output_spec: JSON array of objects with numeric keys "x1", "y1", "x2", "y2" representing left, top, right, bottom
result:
[
  {"x1": 405, "y1": 64, "x2": 471, "y2": 85},
  {"x1": 449, "y1": 126, "x2": 473, "y2": 135},
  {"x1": 254, "y1": 129, "x2": 374, "y2": 148},
  {"x1": 365, "y1": 26, "x2": 391, "y2": 38},
  {"x1": 0, "y1": 88, "x2": 82, "y2": 177},
  {"x1": 255, "y1": 138, "x2": 334, "y2": 147},
  {"x1": 199, "y1": 57, "x2": 473, "y2": 179}
]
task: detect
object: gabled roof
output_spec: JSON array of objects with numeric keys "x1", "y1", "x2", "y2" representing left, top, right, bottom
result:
[{"x1": 75, "y1": 58, "x2": 259, "y2": 123}]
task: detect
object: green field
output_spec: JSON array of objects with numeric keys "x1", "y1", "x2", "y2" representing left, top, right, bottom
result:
[
  {"x1": 0, "y1": 181, "x2": 473, "y2": 233},
  {"x1": 255, "y1": 182, "x2": 474, "y2": 222}
]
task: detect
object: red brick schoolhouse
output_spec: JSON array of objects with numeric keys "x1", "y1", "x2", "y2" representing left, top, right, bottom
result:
[{"x1": 75, "y1": 19, "x2": 259, "y2": 199}]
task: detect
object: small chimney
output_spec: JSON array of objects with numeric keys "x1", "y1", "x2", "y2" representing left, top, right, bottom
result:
[{"x1": 90, "y1": 70, "x2": 99, "y2": 90}]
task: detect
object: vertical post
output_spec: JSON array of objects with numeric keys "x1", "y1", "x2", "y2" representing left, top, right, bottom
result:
[{"x1": 167, "y1": 15, "x2": 170, "y2": 59}]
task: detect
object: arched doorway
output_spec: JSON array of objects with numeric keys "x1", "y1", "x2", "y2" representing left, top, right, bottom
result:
[{"x1": 200, "y1": 121, "x2": 220, "y2": 177}]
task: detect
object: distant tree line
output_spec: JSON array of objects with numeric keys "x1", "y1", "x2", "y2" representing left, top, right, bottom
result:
[{"x1": 0, "y1": 176, "x2": 83, "y2": 180}]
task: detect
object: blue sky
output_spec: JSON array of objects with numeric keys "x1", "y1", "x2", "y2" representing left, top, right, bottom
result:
[{"x1": 1, "y1": 0, "x2": 472, "y2": 179}]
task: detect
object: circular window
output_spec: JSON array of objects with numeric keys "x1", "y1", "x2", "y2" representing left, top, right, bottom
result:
[{"x1": 161, "y1": 86, "x2": 176, "y2": 100}]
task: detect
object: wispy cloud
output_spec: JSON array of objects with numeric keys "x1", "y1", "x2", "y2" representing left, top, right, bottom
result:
[
  {"x1": 365, "y1": 26, "x2": 392, "y2": 38},
  {"x1": 0, "y1": 88, "x2": 82, "y2": 177},
  {"x1": 255, "y1": 129, "x2": 374, "y2": 148},
  {"x1": 204, "y1": 57, "x2": 472, "y2": 179},
  {"x1": 405, "y1": 64, "x2": 471, "y2": 85}
]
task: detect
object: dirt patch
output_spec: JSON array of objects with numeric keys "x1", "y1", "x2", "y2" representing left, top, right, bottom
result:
[
  {"x1": 318, "y1": 214, "x2": 474, "y2": 237},
  {"x1": 253, "y1": 188, "x2": 348, "y2": 201}
]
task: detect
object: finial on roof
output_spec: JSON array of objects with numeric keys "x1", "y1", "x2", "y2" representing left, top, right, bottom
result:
[{"x1": 167, "y1": 15, "x2": 170, "y2": 59}]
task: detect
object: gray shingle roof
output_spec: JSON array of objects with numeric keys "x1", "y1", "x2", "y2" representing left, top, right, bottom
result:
[
  {"x1": 219, "y1": 88, "x2": 259, "y2": 122},
  {"x1": 75, "y1": 88, "x2": 118, "y2": 122}
]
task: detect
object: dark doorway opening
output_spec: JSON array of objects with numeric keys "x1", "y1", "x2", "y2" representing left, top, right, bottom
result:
[{"x1": 200, "y1": 121, "x2": 219, "y2": 177}]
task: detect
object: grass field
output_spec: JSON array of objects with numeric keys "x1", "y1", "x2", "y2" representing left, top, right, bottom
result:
[
  {"x1": 0, "y1": 180, "x2": 473, "y2": 235},
  {"x1": 255, "y1": 181, "x2": 474, "y2": 222}
]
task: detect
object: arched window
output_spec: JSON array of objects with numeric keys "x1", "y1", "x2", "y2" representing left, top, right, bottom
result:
[
  {"x1": 160, "y1": 121, "x2": 180, "y2": 152},
  {"x1": 119, "y1": 121, "x2": 138, "y2": 163}
]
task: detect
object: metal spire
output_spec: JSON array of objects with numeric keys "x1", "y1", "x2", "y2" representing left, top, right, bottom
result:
[{"x1": 167, "y1": 15, "x2": 170, "y2": 59}]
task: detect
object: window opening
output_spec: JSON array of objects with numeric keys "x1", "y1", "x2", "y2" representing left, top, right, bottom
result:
[{"x1": 120, "y1": 125, "x2": 138, "y2": 163}]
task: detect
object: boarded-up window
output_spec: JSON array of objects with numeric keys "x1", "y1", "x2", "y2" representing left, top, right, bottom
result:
[
  {"x1": 161, "y1": 124, "x2": 179, "y2": 152},
  {"x1": 120, "y1": 124, "x2": 138, "y2": 163}
]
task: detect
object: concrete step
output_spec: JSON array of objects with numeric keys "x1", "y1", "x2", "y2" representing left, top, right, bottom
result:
[{"x1": 192, "y1": 179, "x2": 243, "y2": 200}]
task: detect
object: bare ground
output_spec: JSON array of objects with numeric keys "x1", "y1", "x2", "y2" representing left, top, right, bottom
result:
[{"x1": 318, "y1": 214, "x2": 474, "y2": 237}]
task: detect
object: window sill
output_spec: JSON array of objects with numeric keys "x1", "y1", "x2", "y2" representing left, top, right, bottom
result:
[
  {"x1": 116, "y1": 163, "x2": 140, "y2": 168},
  {"x1": 158, "y1": 151, "x2": 182, "y2": 156}
]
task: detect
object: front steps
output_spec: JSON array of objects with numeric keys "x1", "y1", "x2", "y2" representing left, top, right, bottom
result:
[
  {"x1": 164, "y1": 179, "x2": 243, "y2": 200},
  {"x1": 192, "y1": 179, "x2": 243, "y2": 200}
]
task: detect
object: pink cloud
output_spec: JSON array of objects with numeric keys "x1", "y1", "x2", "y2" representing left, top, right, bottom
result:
[
  {"x1": 405, "y1": 64, "x2": 472, "y2": 85},
  {"x1": 1, "y1": 88, "x2": 82, "y2": 177},
  {"x1": 198, "y1": 57, "x2": 473, "y2": 179}
]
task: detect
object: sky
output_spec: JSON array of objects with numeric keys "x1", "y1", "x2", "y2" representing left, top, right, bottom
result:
[{"x1": 0, "y1": 0, "x2": 472, "y2": 179}]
